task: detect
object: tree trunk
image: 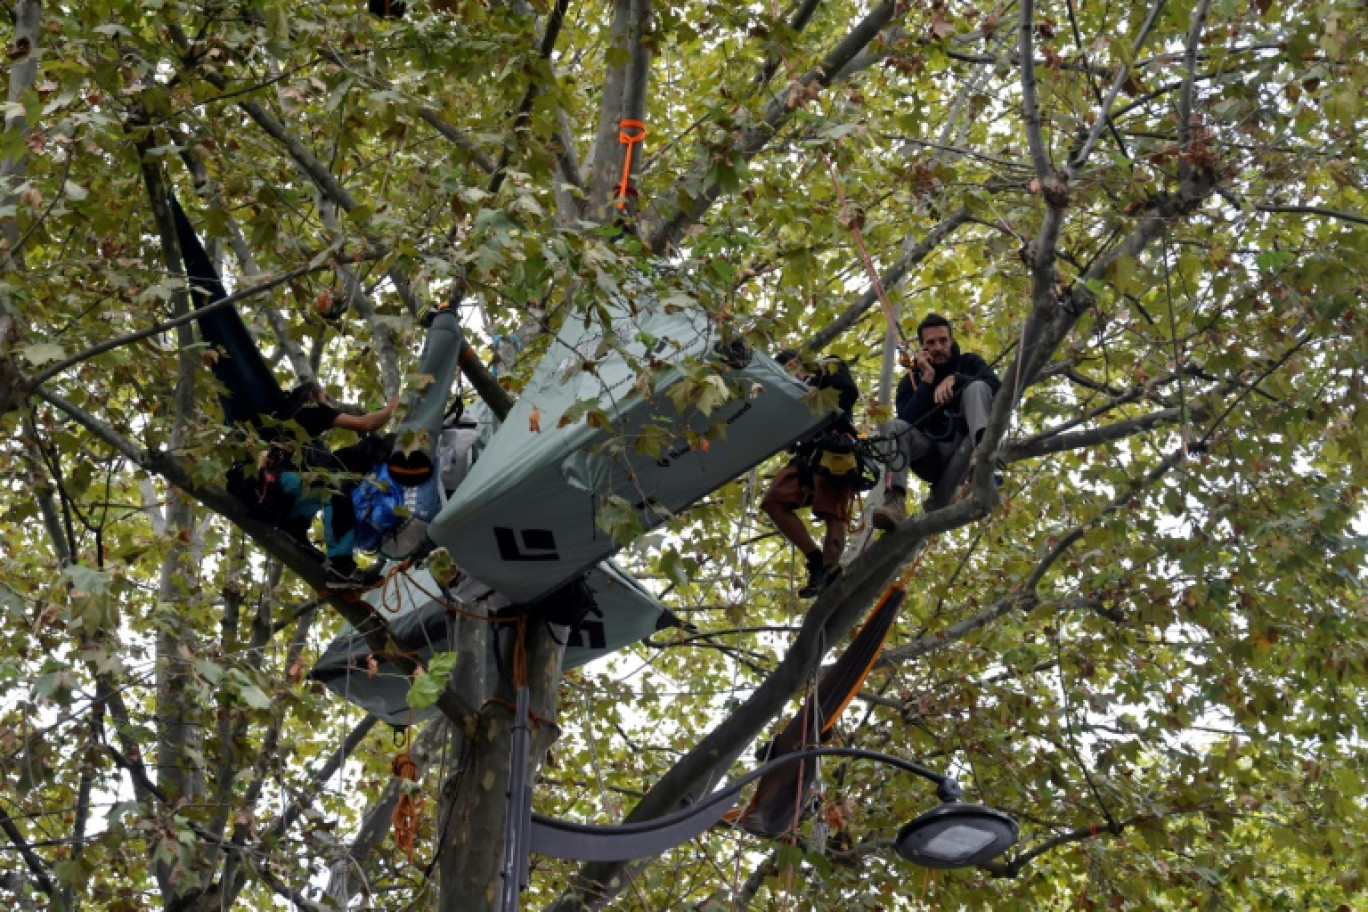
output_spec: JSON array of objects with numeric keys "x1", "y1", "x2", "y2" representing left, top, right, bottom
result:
[{"x1": 436, "y1": 619, "x2": 565, "y2": 910}]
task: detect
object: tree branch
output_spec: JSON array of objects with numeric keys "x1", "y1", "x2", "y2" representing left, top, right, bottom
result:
[
  {"x1": 1176, "y1": 0, "x2": 1214, "y2": 183},
  {"x1": 31, "y1": 386, "x2": 481, "y2": 727},
  {"x1": 323, "y1": 718, "x2": 449, "y2": 908},
  {"x1": 1003, "y1": 405, "x2": 1204, "y2": 462},
  {"x1": 803, "y1": 208, "x2": 971, "y2": 353},
  {"x1": 24, "y1": 259, "x2": 352, "y2": 394},
  {"x1": 0, "y1": 0, "x2": 42, "y2": 262},
  {"x1": 0, "y1": 805, "x2": 56, "y2": 898},
  {"x1": 984, "y1": 816, "x2": 1138, "y2": 878},
  {"x1": 547, "y1": 496, "x2": 994, "y2": 910},
  {"x1": 176, "y1": 136, "x2": 314, "y2": 379},
  {"x1": 1066, "y1": 0, "x2": 1168, "y2": 177},
  {"x1": 1017, "y1": 0, "x2": 1051, "y2": 179},
  {"x1": 585, "y1": 0, "x2": 644, "y2": 214},
  {"x1": 641, "y1": 0, "x2": 905, "y2": 254},
  {"x1": 1250, "y1": 204, "x2": 1368, "y2": 227}
]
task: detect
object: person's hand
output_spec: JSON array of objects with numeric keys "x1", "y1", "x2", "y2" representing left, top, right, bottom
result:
[
  {"x1": 917, "y1": 350, "x2": 935, "y2": 384},
  {"x1": 934, "y1": 375, "x2": 956, "y2": 404},
  {"x1": 385, "y1": 393, "x2": 400, "y2": 414}
]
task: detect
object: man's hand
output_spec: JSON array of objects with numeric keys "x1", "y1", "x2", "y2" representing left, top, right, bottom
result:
[
  {"x1": 934, "y1": 375, "x2": 956, "y2": 404},
  {"x1": 917, "y1": 350, "x2": 935, "y2": 384}
]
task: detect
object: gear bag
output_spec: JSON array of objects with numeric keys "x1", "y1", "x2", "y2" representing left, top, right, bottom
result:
[
  {"x1": 351, "y1": 464, "x2": 408, "y2": 553},
  {"x1": 806, "y1": 429, "x2": 880, "y2": 492}
]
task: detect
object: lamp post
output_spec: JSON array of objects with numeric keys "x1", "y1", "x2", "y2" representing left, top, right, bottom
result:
[{"x1": 502, "y1": 742, "x2": 1017, "y2": 910}]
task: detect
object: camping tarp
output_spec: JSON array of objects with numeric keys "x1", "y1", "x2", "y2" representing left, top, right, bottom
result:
[
  {"x1": 426, "y1": 286, "x2": 832, "y2": 603},
  {"x1": 309, "y1": 562, "x2": 675, "y2": 725}
]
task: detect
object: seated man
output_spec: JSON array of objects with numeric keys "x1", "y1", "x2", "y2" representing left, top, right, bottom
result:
[
  {"x1": 761, "y1": 350, "x2": 862, "y2": 598},
  {"x1": 271, "y1": 381, "x2": 399, "y2": 587},
  {"x1": 871, "y1": 313, "x2": 1000, "y2": 529}
]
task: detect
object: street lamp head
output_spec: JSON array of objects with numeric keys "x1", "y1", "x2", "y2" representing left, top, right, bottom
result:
[{"x1": 894, "y1": 802, "x2": 1018, "y2": 869}]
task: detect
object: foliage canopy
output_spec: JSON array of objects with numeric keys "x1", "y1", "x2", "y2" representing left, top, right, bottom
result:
[{"x1": 1, "y1": 0, "x2": 1366, "y2": 909}]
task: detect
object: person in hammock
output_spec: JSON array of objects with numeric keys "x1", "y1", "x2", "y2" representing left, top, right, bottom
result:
[
  {"x1": 270, "y1": 380, "x2": 400, "y2": 588},
  {"x1": 761, "y1": 350, "x2": 862, "y2": 598}
]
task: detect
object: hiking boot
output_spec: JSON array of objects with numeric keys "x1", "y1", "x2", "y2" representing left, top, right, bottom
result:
[
  {"x1": 799, "y1": 562, "x2": 830, "y2": 599},
  {"x1": 324, "y1": 557, "x2": 378, "y2": 590},
  {"x1": 870, "y1": 488, "x2": 907, "y2": 531}
]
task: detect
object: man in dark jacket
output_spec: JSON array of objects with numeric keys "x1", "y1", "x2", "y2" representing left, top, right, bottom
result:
[
  {"x1": 871, "y1": 313, "x2": 1000, "y2": 529},
  {"x1": 761, "y1": 350, "x2": 862, "y2": 598}
]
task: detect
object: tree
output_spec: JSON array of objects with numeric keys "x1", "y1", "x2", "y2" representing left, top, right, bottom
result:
[{"x1": 2, "y1": 0, "x2": 1366, "y2": 909}]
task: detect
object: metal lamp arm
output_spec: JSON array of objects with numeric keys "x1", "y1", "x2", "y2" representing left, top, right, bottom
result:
[{"x1": 528, "y1": 746, "x2": 959, "y2": 862}]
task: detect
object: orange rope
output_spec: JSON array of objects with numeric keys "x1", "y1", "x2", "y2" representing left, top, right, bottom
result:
[
  {"x1": 615, "y1": 119, "x2": 647, "y2": 210},
  {"x1": 391, "y1": 750, "x2": 424, "y2": 864},
  {"x1": 375, "y1": 559, "x2": 415, "y2": 615},
  {"x1": 399, "y1": 565, "x2": 521, "y2": 625}
]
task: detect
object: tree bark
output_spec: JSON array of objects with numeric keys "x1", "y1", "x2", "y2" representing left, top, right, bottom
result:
[
  {"x1": 437, "y1": 621, "x2": 565, "y2": 912},
  {"x1": 135, "y1": 150, "x2": 208, "y2": 905}
]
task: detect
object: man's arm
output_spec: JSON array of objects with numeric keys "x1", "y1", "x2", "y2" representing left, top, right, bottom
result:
[
  {"x1": 333, "y1": 394, "x2": 400, "y2": 433},
  {"x1": 894, "y1": 373, "x2": 937, "y2": 424}
]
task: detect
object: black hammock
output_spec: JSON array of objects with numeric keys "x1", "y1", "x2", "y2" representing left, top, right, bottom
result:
[
  {"x1": 168, "y1": 192, "x2": 285, "y2": 426},
  {"x1": 727, "y1": 583, "x2": 907, "y2": 837}
]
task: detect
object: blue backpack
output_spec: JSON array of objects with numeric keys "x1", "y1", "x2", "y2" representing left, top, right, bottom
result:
[{"x1": 352, "y1": 464, "x2": 407, "y2": 553}]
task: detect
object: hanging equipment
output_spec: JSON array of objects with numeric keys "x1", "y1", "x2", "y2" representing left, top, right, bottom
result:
[
  {"x1": 615, "y1": 119, "x2": 647, "y2": 211},
  {"x1": 727, "y1": 582, "x2": 908, "y2": 837}
]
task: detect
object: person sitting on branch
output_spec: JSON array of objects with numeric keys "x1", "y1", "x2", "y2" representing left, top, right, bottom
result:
[
  {"x1": 871, "y1": 313, "x2": 1000, "y2": 530},
  {"x1": 271, "y1": 380, "x2": 400, "y2": 588},
  {"x1": 761, "y1": 350, "x2": 863, "y2": 598}
]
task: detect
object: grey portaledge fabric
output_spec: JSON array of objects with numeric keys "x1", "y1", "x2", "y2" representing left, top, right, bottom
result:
[
  {"x1": 308, "y1": 563, "x2": 675, "y2": 725},
  {"x1": 425, "y1": 283, "x2": 832, "y2": 603},
  {"x1": 386, "y1": 308, "x2": 466, "y2": 486}
]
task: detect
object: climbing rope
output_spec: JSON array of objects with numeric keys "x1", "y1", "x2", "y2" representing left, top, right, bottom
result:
[
  {"x1": 824, "y1": 156, "x2": 905, "y2": 347},
  {"x1": 391, "y1": 749, "x2": 424, "y2": 863},
  {"x1": 615, "y1": 119, "x2": 647, "y2": 211}
]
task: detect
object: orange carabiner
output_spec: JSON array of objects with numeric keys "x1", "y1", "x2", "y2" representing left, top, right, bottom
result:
[{"x1": 615, "y1": 119, "x2": 648, "y2": 210}]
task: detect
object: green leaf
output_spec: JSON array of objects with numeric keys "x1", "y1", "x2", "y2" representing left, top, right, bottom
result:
[
  {"x1": 22, "y1": 342, "x2": 65, "y2": 367},
  {"x1": 237, "y1": 684, "x2": 272, "y2": 710}
]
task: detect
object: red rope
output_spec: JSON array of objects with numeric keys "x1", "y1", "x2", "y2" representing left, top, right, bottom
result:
[{"x1": 825, "y1": 156, "x2": 905, "y2": 345}]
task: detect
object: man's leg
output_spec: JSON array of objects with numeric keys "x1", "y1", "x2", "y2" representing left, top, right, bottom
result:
[
  {"x1": 323, "y1": 486, "x2": 366, "y2": 587},
  {"x1": 961, "y1": 380, "x2": 994, "y2": 445},
  {"x1": 801, "y1": 479, "x2": 854, "y2": 597},
  {"x1": 761, "y1": 497, "x2": 819, "y2": 555},
  {"x1": 278, "y1": 471, "x2": 322, "y2": 544},
  {"x1": 872, "y1": 418, "x2": 933, "y2": 530},
  {"x1": 761, "y1": 465, "x2": 826, "y2": 598}
]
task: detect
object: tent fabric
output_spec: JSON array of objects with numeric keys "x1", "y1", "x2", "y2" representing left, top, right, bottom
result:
[
  {"x1": 426, "y1": 288, "x2": 833, "y2": 603},
  {"x1": 168, "y1": 194, "x2": 285, "y2": 425},
  {"x1": 387, "y1": 308, "x2": 465, "y2": 487},
  {"x1": 729, "y1": 585, "x2": 907, "y2": 837},
  {"x1": 309, "y1": 562, "x2": 675, "y2": 725}
]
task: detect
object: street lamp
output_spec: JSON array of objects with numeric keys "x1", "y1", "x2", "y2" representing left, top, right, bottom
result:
[{"x1": 506, "y1": 744, "x2": 1017, "y2": 909}]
